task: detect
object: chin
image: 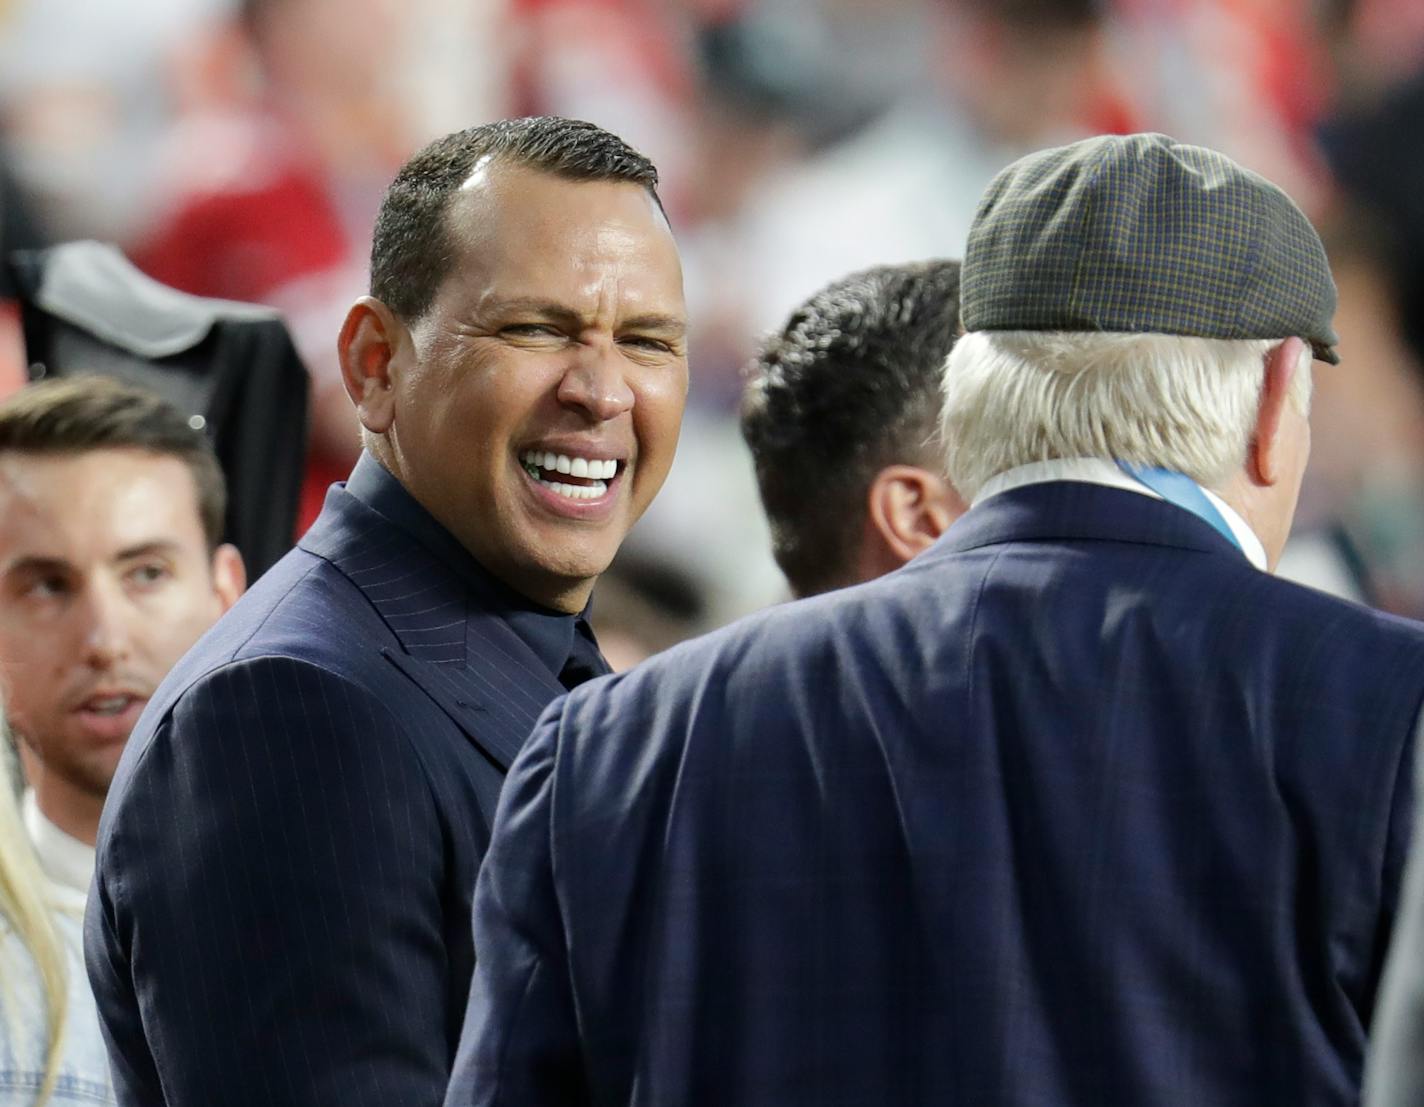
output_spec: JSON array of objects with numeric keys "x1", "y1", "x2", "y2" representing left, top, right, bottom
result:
[{"x1": 537, "y1": 551, "x2": 615, "y2": 587}]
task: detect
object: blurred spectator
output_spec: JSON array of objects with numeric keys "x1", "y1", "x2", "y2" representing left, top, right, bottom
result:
[
  {"x1": 0, "y1": 377, "x2": 243, "y2": 874},
  {"x1": 0, "y1": 377, "x2": 243, "y2": 1104},
  {"x1": 0, "y1": 708, "x2": 114, "y2": 1104},
  {"x1": 0, "y1": 0, "x2": 230, "y2": 244},
  {"x1": 719, "y1": 0, "x2": 1121, "y2": 393},
  {"x1": 127, "y1": 0, "x2": 513, "y2": 530},
  {"x1": 0, "y1": 144, "x2": 45, "y2": 396}
]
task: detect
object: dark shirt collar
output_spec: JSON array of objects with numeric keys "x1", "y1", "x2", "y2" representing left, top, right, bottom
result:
[{"x1": 344, "y1": 451, "x2": 583, "y2": 679}]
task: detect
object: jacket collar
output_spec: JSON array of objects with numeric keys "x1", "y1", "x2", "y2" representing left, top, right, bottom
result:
[
  {"x1": 298, "y1": 485, "x2": 566, "y2": 769},
  {"x1": 928, "y1": 479, "x2": 1246, "y2": 563},
  {"x1": 971, "y1": 458, "x2": 1267, "y2": 569}
]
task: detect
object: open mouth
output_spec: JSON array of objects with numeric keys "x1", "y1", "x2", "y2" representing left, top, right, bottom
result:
[
  {"x1": 82, "y1": 694, "x2": 141, "y2": 717},
  {"x1": 520, "y1": 450, "x2": 622, "y2": 501}
]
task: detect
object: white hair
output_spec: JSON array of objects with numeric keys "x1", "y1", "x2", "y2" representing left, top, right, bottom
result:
[{"x1": 940, "y1": 331, "x2": 1313, "y2": 500}]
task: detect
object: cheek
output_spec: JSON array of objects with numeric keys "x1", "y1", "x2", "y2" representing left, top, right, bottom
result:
[
  {"x1": 632, "y1": 369, "x2": 690, "y2": 457},
  {"x1": 0, "y1": 616, "x2": 66, "y2": 677},
  {"x1": 137, "y1": 586, "x2": 220, "y2": 658}
]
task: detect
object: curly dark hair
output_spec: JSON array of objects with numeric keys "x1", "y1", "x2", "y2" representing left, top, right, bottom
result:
[{"x1": 741, "y1": 259, "x2": 962, "y2": 596}]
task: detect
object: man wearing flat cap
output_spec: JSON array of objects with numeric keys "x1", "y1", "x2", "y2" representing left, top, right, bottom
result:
[{"x1": 443, "y1": 133, "x2": 1424, "y2": 1107}]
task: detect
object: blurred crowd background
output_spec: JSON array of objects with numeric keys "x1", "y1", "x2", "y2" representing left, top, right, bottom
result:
[{"x1": 3, "y1": 0, "x2": 1424, "y2": 662}]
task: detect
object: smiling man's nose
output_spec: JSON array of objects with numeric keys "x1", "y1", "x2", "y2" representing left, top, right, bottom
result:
[{"x1": 557, "y1": 347, "x2": 636, "y2": 422}]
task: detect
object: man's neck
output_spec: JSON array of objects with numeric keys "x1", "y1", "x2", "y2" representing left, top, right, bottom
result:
[
  {"x1": 39, "y1": 791, "x2": 101, "y2": 846},
  {"x1": 19, "y1": 747, "x2": 103, "y2": 846},
  {"x1": 1211, "y1": 469, "x2": 1286, "y2": 572}
]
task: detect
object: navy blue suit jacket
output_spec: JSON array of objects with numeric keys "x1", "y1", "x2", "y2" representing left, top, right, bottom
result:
[
  {"x1": 85, "y1": 472, "x2": 570, "y2": 1106},
  {"x1": 446, "y1": 482, "x2": 1424, "y2": 1107}
]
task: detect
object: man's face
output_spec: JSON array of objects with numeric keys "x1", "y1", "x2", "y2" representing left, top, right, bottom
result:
[
  {"x1": 0, "y1": 448, "x2": 240, "y2": 806},
  {"x1": 380, "y1": 163, "x2": 689, "y2": 611}
]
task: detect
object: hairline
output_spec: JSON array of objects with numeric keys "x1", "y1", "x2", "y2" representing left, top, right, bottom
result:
[
  {"x1": 0, "y1": 442, "x2": 224, "y2": 557},
  {"x1": 392, "y1": 155, "x2": 670, "y2": 329}
]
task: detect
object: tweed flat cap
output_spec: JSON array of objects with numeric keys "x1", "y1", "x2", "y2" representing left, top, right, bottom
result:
[{"x1": 960, "y1": 133, "x2": 1340, "y2": 364}]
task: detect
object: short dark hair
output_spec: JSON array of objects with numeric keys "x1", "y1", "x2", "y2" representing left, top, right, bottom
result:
[
  {"x1": 0, "y1": 376, "x2": 228, "y2": 552},
  {"x1": 741, "y1": 259, "x2": 962, "y2": 596},
  {"x1": 370, "y1": 116, "x2": 664, "y2": 323}
]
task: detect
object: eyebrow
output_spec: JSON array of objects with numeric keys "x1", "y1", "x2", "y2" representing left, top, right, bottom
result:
[
  {"x1": 490, "y1": 300, "x2": 687, "y2": 337},
  {"x1": 4, "y1": 541, "x2": 181, "y2": 578},
  {"x1": 620, "y1": 314, "x2": 687, "y2": 338},
  {"x1": 3, "y1": 555, "x2": 74, "y2": 579},
  {"x1": 113, "y1": 540, "x2": 182, "y2": 562}
]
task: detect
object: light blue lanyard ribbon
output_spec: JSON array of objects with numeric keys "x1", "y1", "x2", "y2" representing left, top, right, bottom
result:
[{"x1": 1115, "y1": 461, "x2": 1241, "y2": 552}]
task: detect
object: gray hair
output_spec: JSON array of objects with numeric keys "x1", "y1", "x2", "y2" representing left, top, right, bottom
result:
[{"x1": 940, "y1": 331, "x2": 1312, "y2": 500}]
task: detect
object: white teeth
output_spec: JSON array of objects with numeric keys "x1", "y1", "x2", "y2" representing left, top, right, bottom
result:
[
  {"x1": 544, "y1": 480, "x2": 608, "y2": 501},
  {"x1": 89, "y1": 696, "x2": 130, "y2": 716},
  {"x1": 521, "y1": 450, "x2": 619, "y2": 482}
]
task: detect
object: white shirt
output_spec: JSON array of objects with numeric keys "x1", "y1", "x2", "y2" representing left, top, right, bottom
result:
[
  {"x1": 22, "y1": 790, "x2": 94, "y2": 913},
  {"x1": 973, "y1": 458, "x2": 1268, "y2": 572}
]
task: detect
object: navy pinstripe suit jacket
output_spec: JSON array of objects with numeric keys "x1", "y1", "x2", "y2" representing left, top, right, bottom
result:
[
  {"x1": 85, "y1": 476, "x2": 567, "y2": 1106},
  {"x1": 446, "y1": 481, "x2": 1424, "y2": 1107}
]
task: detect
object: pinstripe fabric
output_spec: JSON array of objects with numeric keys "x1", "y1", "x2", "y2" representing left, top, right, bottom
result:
[
  {"x1": 960, "y1": 133, "x2": 1340, "y2": 362},
  {"x1": 446, "y1": 482, "x2": 1424, "y2": 1107},
  {"x1": 85, "y1": 478, "x2": 567, "y2": 1107}
]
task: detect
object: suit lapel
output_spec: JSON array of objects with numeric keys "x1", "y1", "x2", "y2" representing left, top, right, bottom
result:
[{"x1": 301, "y1": 487, "x2": 565, "y2": 771}]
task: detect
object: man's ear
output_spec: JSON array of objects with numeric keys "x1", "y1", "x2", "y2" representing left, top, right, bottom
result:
[
  {"x1": 1249, "y1": 336, "x2": 1306, "y2": 487},
  {"x1": 210, "y1": 543, "x2": 246, "y2": 613},
  {"x1": 865, "y1": 464, "x2": 968, "y2": 566},
  {"x1": 337, "y1": 296, "x2": 410, "y2": 436}
]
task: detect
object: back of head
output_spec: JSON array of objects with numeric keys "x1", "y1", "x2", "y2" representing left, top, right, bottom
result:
[
  {"x1": 942, "y1": 133, "x2": 1333, "y2": 500},
  {"x1": 369, "y1": 116, "x2": 665, "y2": 325},
  {"x1": 742, "y1": 260, "x2": 961, "y2": 596},
  {"x1": 0, "y1": 376, "x2": 228, "y2": 552}
]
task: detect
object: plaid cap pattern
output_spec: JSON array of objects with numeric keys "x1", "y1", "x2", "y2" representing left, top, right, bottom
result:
[{"x1": 961, "y1": 133, "x2": 1340, "y2": 364}]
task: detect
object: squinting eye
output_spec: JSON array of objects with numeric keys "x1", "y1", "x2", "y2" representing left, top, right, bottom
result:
[
  {"x1": 621, "y1": 336, "x2": 673, "y2": 352},
  {"x1": 503, "y1": 324, "x2": 562, "y2": 338}
]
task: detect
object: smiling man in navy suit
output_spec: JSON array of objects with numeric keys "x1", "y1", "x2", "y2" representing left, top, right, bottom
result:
[
  {"x1": 85, "y1": 116, "x2": 689, "y2": 1107},
  {"x1": 445, "y1": 133, "x2": 1424, "y2": 1107}
]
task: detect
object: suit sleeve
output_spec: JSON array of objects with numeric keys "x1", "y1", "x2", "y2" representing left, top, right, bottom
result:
[
  {"x1": 444, "y1": 698, "x2": 590, "y2": 1107},
  {"x1": 91, "y1": 656, "x2": 452, "y2": 1107}
]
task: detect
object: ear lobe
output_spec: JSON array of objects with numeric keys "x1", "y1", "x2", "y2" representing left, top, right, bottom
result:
[
  {"x1": 1249, "y1": 336, "x2": 1306, "y2": 488},
  {"x1": 867, "y1": 465, "x2": 966, "y2": 565},
  {"x1": 337, "y1": 296, "x2": 407, "y2": 435}
]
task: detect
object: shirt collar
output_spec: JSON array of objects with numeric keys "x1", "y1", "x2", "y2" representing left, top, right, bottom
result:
[
  {"x1": 343, "y1": 451, "x2": 585, "y2": 678},
  {"x1": 22, "y1": 789, "x2": 93, "y2": 908},
  {"x1": 972, "y1": 458, "x2": 1268, "y2": 571}
]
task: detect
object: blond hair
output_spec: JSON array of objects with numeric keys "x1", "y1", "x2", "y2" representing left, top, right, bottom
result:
[
  {"x1": 941, "y1": 332, "x2": 1313, "y2": 500},
  {"x1": 0, "y1": 716, "x2": 68, "y2": 1105}
]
